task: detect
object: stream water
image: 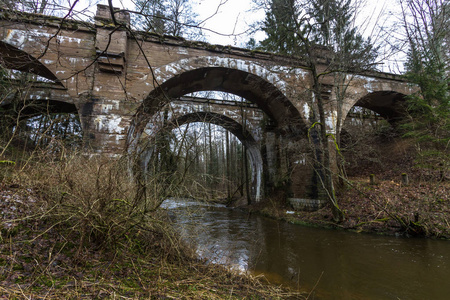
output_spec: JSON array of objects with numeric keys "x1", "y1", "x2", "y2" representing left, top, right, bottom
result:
[{"x1": 162, "y1": 199, "x2": 450, "y2": 299}]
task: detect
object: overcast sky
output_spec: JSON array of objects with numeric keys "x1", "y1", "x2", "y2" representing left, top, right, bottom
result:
[
  {"x1": 106, "y1": 0, "x2": 265, "y2": 46},
  {"x1": 82, "y1": 0, "x2": 393, "y2": 46},
  {"x1": 74, "y1": 0, "x2": 402, "y2": 72}
]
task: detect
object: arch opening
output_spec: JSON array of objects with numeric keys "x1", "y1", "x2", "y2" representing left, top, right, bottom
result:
[
  {"x1": 1, "y1": 100, "x2": 82, "y2": 155},
  {"x1": 353, "y1": 91, "x2": 408, "y2": 123},
  {"x1": 0, "y1": 41, "x2": 61, "y2": 84},
  {"x1": 1, "y1": 63, "x2": 81, "y2": 154},
  {"x1": 139, "y1": 111, "x2": 264, "y2": 203},
  {"x1": 128, "y1": 67, "x2": 308, "y2": 203},
  {"x1": 340, "y1": 91, "x2": 411, "y2": 178},
  {"x1": 134, "y1": 67, "x2": 306, "y2": 136}
]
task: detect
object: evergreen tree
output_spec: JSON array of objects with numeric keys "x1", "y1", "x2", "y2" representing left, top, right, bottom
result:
[
  {"x1": 260, "y1": 0, "x2": 298, "y2": 55},
  {"x1": 134, "y1": 0, "x2": 198, "y2": 37},
  {"x1": 400, "y1": 0, "x2": 449, "y2": 174},
  {"x1": 258, "y1": 0, "x2": 377, "y2": 67},
  {"x1": 308, "y1": 0, "x2": 377, "y2": 70},
  {"x1": 256, "y1": 0, "x2": 379, "y2": 222}
]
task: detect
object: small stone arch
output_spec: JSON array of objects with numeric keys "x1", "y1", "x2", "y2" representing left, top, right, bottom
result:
[
  {"x1": 138, "y1": 112, "x2": 264, "y2": 202},
  {"x1": 340, "y1": 72, "x2": 416, "y2": 129},
  {"x1": 141, "y1": 98, "x2": 264, "y2": 144},
  {"x1": 352, "y1": 91, "x2": 408, "y2": 123},
  {"x1": 0, "y1": 41, "x2": 62, "y2": 84}
]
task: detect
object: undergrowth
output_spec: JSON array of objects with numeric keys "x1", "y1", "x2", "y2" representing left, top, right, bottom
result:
[{"x1": 0, "y1": 150, "x2": 303, "y2": 299}]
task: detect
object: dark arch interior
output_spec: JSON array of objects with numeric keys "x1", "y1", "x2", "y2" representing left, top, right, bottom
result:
[
  {"x1": 139, "y1": 67, "x2": 306, "y2": 136},
  {"x1": 0, "y1": 41, "x2": 61, "y2": 83},
  {"x1": 354, "y1": 91, "x2": 408, "y2": 123},
  {"x1": 1, "y1": 98, "x2": 82, "y2": 151},
  {"x1": 1, "y1": 100, "x2": 78, "y2": 121},
  {"x1": 341, "y1": 92, "x2": 411, "y2": 178}
]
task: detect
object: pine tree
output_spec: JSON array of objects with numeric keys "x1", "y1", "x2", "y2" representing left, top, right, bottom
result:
[
  {"x1": 134, "y1": 0, "x2": 198, "y2": 37},
  {"x1": 400, "y1": 0, "x2": 449, "y2": 175},
  {"x1": 257, "y1": 0, "x2": 379, "y2": 222},
  {"x1": 260, "y1": 0, "x2": 298, "y2": 55},
  {"x1": 308, "y1": 0, "x2": 377, "y2": 70}
]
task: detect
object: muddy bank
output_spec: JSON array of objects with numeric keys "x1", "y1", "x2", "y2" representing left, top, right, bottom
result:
[{"x1": 256, "y1": 179, "x2": 450, "y2": 239}]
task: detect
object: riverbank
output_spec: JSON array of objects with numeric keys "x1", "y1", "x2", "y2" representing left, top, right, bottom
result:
[
  {"x1": 257, "y1": 178, "x2": 450, "y2": 239},
  {"x1": 0, "y1": 157, "x2": 304, "y2": 299}
]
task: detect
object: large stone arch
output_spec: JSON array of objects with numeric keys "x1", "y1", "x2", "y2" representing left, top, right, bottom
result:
[
  {"x1": 152, "y1": 56, "x2": 299, "y2": 95},
  {"x1": 138, "y1": 56, "x2": 309, "y2": 132},
  {"x1": 131, "y1": 66, "x2": 306, "y2": 138},
  {"x1": 127, "y1": 64, "x2": 310, "y2": 202},
  {"x1": 139, "y1": 112, "x2": 264, "y2": 202}
]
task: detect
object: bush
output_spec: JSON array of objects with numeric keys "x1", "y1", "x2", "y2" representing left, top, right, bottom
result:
[{"x1": 10, "y1": 151, "x2": 187, "y2": 260}]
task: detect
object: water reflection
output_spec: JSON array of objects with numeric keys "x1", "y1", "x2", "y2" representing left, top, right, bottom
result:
[{"x1": 163, "y1": 199, "x2": 450, "y2": 299}]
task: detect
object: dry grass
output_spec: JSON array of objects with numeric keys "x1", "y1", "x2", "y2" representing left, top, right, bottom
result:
[{"x1": 0, "y1": 151, "x2": 304, "y2": 299}]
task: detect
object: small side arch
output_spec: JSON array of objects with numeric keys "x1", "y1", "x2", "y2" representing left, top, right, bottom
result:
[
  {"x1": 352, "y1": 91, "x2": 408, "y2": 123},
  {"x1": 0, "y1": 41, "x2": 62, "y2": 84}
]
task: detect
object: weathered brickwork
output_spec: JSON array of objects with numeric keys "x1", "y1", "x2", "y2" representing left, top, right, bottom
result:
[{"x1": 0, "y1": 5, "x2": 415, "y2": 204}]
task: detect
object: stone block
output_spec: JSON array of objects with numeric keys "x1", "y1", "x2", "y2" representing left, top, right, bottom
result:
[{"x1": 288, "y1": 198, "x2": 328, "y2": 211}]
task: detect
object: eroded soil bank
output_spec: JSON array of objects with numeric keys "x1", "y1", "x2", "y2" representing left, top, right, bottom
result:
[
  {"x1": 257, "y1": 178, "x2": 450, "y2": 239},
  {"x1": 257, "y1": 137, "x2": 450, "y2": 239}
]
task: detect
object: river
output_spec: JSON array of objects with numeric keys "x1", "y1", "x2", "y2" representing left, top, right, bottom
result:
[{"x1": 162, "y1": 199, "x2": 450, "y2": 299}]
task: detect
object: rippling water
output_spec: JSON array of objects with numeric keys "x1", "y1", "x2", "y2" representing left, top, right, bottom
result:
[{"x1": 162, "y1": 198, "x2": 450, "y2": 299}]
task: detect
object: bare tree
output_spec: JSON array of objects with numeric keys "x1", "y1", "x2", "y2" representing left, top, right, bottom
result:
[
  {"x1": 254, "y1": 0, "x2": 381, "y2": 221},
  {"x1": 133, "y1": 0, "x2": 199, "y2": 37},
  {"x1": 399, "y1": 0, "x2": 449, "y2": 178}
]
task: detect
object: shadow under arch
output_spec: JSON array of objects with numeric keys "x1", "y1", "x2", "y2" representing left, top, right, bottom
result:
[
  {"x1": 1, "y1": 99, "x2": 78, "y2": 120},
  {"x1": 131, "y1": 67, "x2": 307, "y2": 138},
  {"x1": 351, "y1": 91, "x2": 408, "y2": 124},
  {"x1": 138, "y1": 112, "x2": 264, "y2": 203},
  {"x1": 0, "y1": 98, "x2": 83, "y2": 149},
  {"x1": 0, "y1": 41, "x2": 61, "y2": 84},
  {"x1": 340, "y1": 91, "x2": 410, "y2": 177}
]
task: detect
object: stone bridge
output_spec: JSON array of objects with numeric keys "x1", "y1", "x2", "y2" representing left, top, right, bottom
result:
[
  {"x1": 142, "y1": 96, "x2": 264, "y2": 143},
  {"x1": 138, "y1": 96, "x2": 266, "y2": 201},
  {"x1": 0, "y1": 5, "x2": 415, "y2": 204}
]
